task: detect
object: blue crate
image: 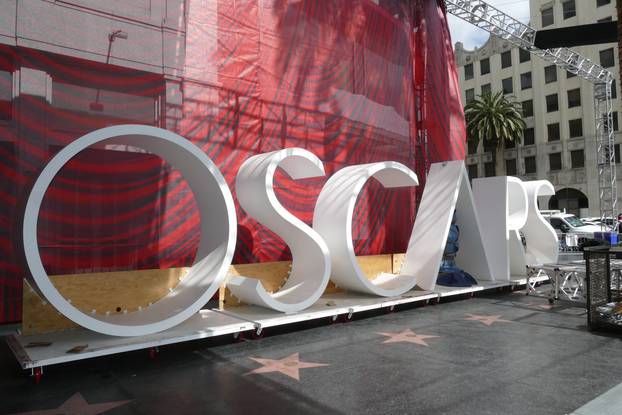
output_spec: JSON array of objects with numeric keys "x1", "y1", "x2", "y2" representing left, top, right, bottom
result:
[{"x1": 594, "y1": 232, "x2": 618, "y2": 245}]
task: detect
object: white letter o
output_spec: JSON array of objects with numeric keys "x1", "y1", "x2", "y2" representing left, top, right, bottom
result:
[{"x1": 23, "y1": 125, "x2": 237, "y2": 336}]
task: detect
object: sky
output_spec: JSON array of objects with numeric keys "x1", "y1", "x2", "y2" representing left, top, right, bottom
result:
[{"x1": 447, "y1": 0, "x2": 531, "y2": 50}]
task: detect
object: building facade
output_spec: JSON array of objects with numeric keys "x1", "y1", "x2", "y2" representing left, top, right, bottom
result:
[{"x1": 455, "y1": 0, "x2": 620, "y2": 217}]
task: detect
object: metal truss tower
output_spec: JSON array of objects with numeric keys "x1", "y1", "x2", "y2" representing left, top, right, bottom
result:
[{"x1": 445, "y1": 0, "x2": 617, "y2": 228}]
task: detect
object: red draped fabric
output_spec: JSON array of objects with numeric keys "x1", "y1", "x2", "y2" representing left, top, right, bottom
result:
[{"x1": 0, "y1": 0, "x2": 465, "y2": 323}]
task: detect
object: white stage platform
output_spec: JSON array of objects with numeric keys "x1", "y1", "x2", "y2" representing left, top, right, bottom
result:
[
  {"x1": 215, "y1": 290, "x2": 439, "y2": 332},
  {"x1": 5, "y1": 280, "x2": 528, "y2": 373},
  {"x1": 434, "y1": 281, "x2": 509, "y2": 297},
  {"x1": 6, "y1": 310, "x2": 253, "y2": 370},
  {"x1": 510, "y1": 273, "x2": 550, "y2": 286}
]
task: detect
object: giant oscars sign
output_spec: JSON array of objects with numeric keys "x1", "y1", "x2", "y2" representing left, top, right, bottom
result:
[{"x1": 22, "y1": 125, "x2": 559, "y2": 337}]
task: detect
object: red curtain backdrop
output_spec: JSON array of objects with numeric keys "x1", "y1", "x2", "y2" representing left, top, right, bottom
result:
[{"x1": 0, "y1": 0, "x2": 465, "y2": 323}]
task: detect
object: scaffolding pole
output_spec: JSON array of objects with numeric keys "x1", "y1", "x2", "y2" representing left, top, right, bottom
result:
[{"x1": 445, "y1": 0, "x2": 617, "y2": 228}]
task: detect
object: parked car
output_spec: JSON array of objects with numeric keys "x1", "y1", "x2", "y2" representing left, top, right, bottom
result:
[
  {"x1": 581, "y1": 217, "x2": 612, "y2": 230},
  {"x1": 546, "y1": 213, "x2": 603, "y2": 235},
  {"x1": 539, "y1": 212, "x2": 606, "y2": 250}
]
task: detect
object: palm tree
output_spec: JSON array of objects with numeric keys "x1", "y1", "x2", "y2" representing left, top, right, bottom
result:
[{"x1": 464, "y1": 92, "x2": 526, "y2": 176}]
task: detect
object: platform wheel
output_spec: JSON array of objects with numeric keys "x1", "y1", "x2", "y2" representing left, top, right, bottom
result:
[
  {"x1": 33, "y1": 367, "x2": 42, "y2": 384},
  {"x1": 384, "y1": 305, "x2": 396, "y2": 314},
  {"x1": 337, "y1": 313, "x2": 352, "y2": 323},
  {"x1": 233, "y1": 331, "x2": 246, "y2": 342},
  {"x1": 148, "y1": 347, "x2": 159, "y2": 360},
  {"x1": 251, "y1": 328, "x2": 265, "y2": 339}
]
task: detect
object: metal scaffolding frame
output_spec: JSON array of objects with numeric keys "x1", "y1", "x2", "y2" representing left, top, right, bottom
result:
[{"x1": 445, "y1": 0, "x2": 617, "y2": 228}]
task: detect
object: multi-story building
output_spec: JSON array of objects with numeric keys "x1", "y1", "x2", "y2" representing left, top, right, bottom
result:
[{"x1": 455, "y1": 0, "x2": 620, "y2": 217}]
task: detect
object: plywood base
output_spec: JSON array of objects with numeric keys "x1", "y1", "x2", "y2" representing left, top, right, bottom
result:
[
  {"x1": 393, "y1": 253, "x2": 406, "y2": 274},
  {"x1": 220, "y1": 254, "x2": 396, "y2": 308},
  {"x1": 22, "y1": 268, "x2": 188, "y2": 336},
  {"x1": 22, "y1": 282, "x2": 79, "y2": 335},
  {"x1": 219, "y1": 261, "x2": 292, "y2": 308},
  {"x1": 22, "y1": 254, "x2": 407, "y2": 335}
]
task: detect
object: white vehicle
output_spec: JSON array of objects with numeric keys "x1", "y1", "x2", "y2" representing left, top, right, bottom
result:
[
  {"x1": 580, "y1": 217, "x2": 610, "y2": 229},
  {"x1": 581, "y1": 216, "x2": 617, "y2": 231},
  {"x1": 544, "y1": 212, "x2": 604, "y2": 237}
]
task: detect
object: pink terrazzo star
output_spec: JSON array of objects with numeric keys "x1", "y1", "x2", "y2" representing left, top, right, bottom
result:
[
  {"x1": 524, "y1": 302, "x2": 556, "y2": 310},
  {"x1": 463, "y1": 313, "x2": 511, "y2": 326},
  {"x1": 246, "y1": 353, "x2": 329, "y2": 381},
  {"x1": 377, "y1": 329, "x2": 440, "y2": 346},
  {"x1": 9, "y1": 392, "x2": 131, "y2": 415}
]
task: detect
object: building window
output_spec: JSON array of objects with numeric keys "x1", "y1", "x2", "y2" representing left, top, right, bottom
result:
[
  {"x1": 544, "y1": 65, "x2": 557, "y2": 83},
  {"x1": 562, "y1": 0, "x2": 576, "y2": 19},
  {"x1": 468, "y1": 139, "x2": 478, "y2": 154},
  {"x1": 480, "y1": 58, "x2": 490, "y2": 75},
  {"x1": 549, "y1": 153, "x2": 562, "y2": 171},
  {"x1": 604, "y1": 113, "x2": 620, "y2": 131},
  {"x1": 465, "y1": 88, "x2": 475, "y2": 103},
  {"x1": 481, "y1": 83, "x2": 491, "y2": 95},
  {"x1": 505, "y1": 138, "x2": 516, "y2": 149},
  {"x1": 501, "y1": 51, "x2": 512, "y2": 68},
  {"x1": 547, "y1": 123, "x2": 560, "y2": 141},
  {"x1": 612, "y1": 80, "x2": 617, "y2": 99},
  {"x1": 522, "y1": 99, "x2": 534, "y2": 117},
  {"x1": 525, "y1": 156, "x2": 537, "y2": 174},
  {"x1": 520, "y1": 72, "x2": 532, "y2": 90},
  {"x1": 0, "y1": 69, "x2": 11, "y2": 121},
  {"x1": 464, "y1": 63, "x2": 474, "y2": 80},
  {"x1": 468, "y1": 164, "x2": 478, "y2": 179},
  {"x1": 568, "y1": 88, "x2": 581, "y2": 108},
  {"x1": 506, "y1": 159, "x2": 517, "y2": 175},
  {"x1": 52, "y1": 80, "x2": 158, "y2": 127},
  {"x1": 569, "y1": 118, "x2": 583, "y2": 138},
  {"x1": 0, "y1": 54, "x2": 12, "y2": 122},
  {"x1": 542, "y1": 7, "x2": 554, "y2": 27},
  {"x1": 524, "y1": 127, "x2": 535, "y2": 145},
  {"x1": 519, "y1": 48, "x2": 531, "y2": 63},
  {"x1": 600, "y1": 48, "x2": 615, "y2": 68},
  {"x1": 484, "y1": 161, "x2": 495, "y2": 177},
  {"x1": 615, "y1": 144, "x2": 621, "y2": 164},
  {"x1": 571, "y1": 149, "x2": 585, "y2": 168},
  {"x1": 546, "y1": 94, "x2": 559, "y2": 112},
  {"x1": 502, "y1": 77, "x2": 513, "y2": 94},
  {"x1": 483, "y1": 140, "x2": 495, "y2": 153},
  {"x1": 567, "y1": 70, "x2": 577, "y2": 78},
  {"x1": 597, "y1": 0, "x2": 611, "y2": 7}
]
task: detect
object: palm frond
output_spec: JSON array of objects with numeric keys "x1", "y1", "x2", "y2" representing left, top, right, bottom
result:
[{"x1": 464, "y1": 91, "x2": 525, "y2": 150}]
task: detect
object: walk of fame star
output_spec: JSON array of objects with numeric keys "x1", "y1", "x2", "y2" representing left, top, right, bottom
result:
[
  {"x1": 377, "y1": 329, "x2": 440, "y2": 346},
  {"x1": 524, "y1": 301, "x2": 556, "y2": 310},
  {"x1": 463, "y1": 313, "x2": 511, "y2": 326},
  {"x1": 246, "y1": 352, "x2": 328, "y2": 380},
  {"x1": 9, "y1": 392, "x2": 131, "y2": 415}
]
